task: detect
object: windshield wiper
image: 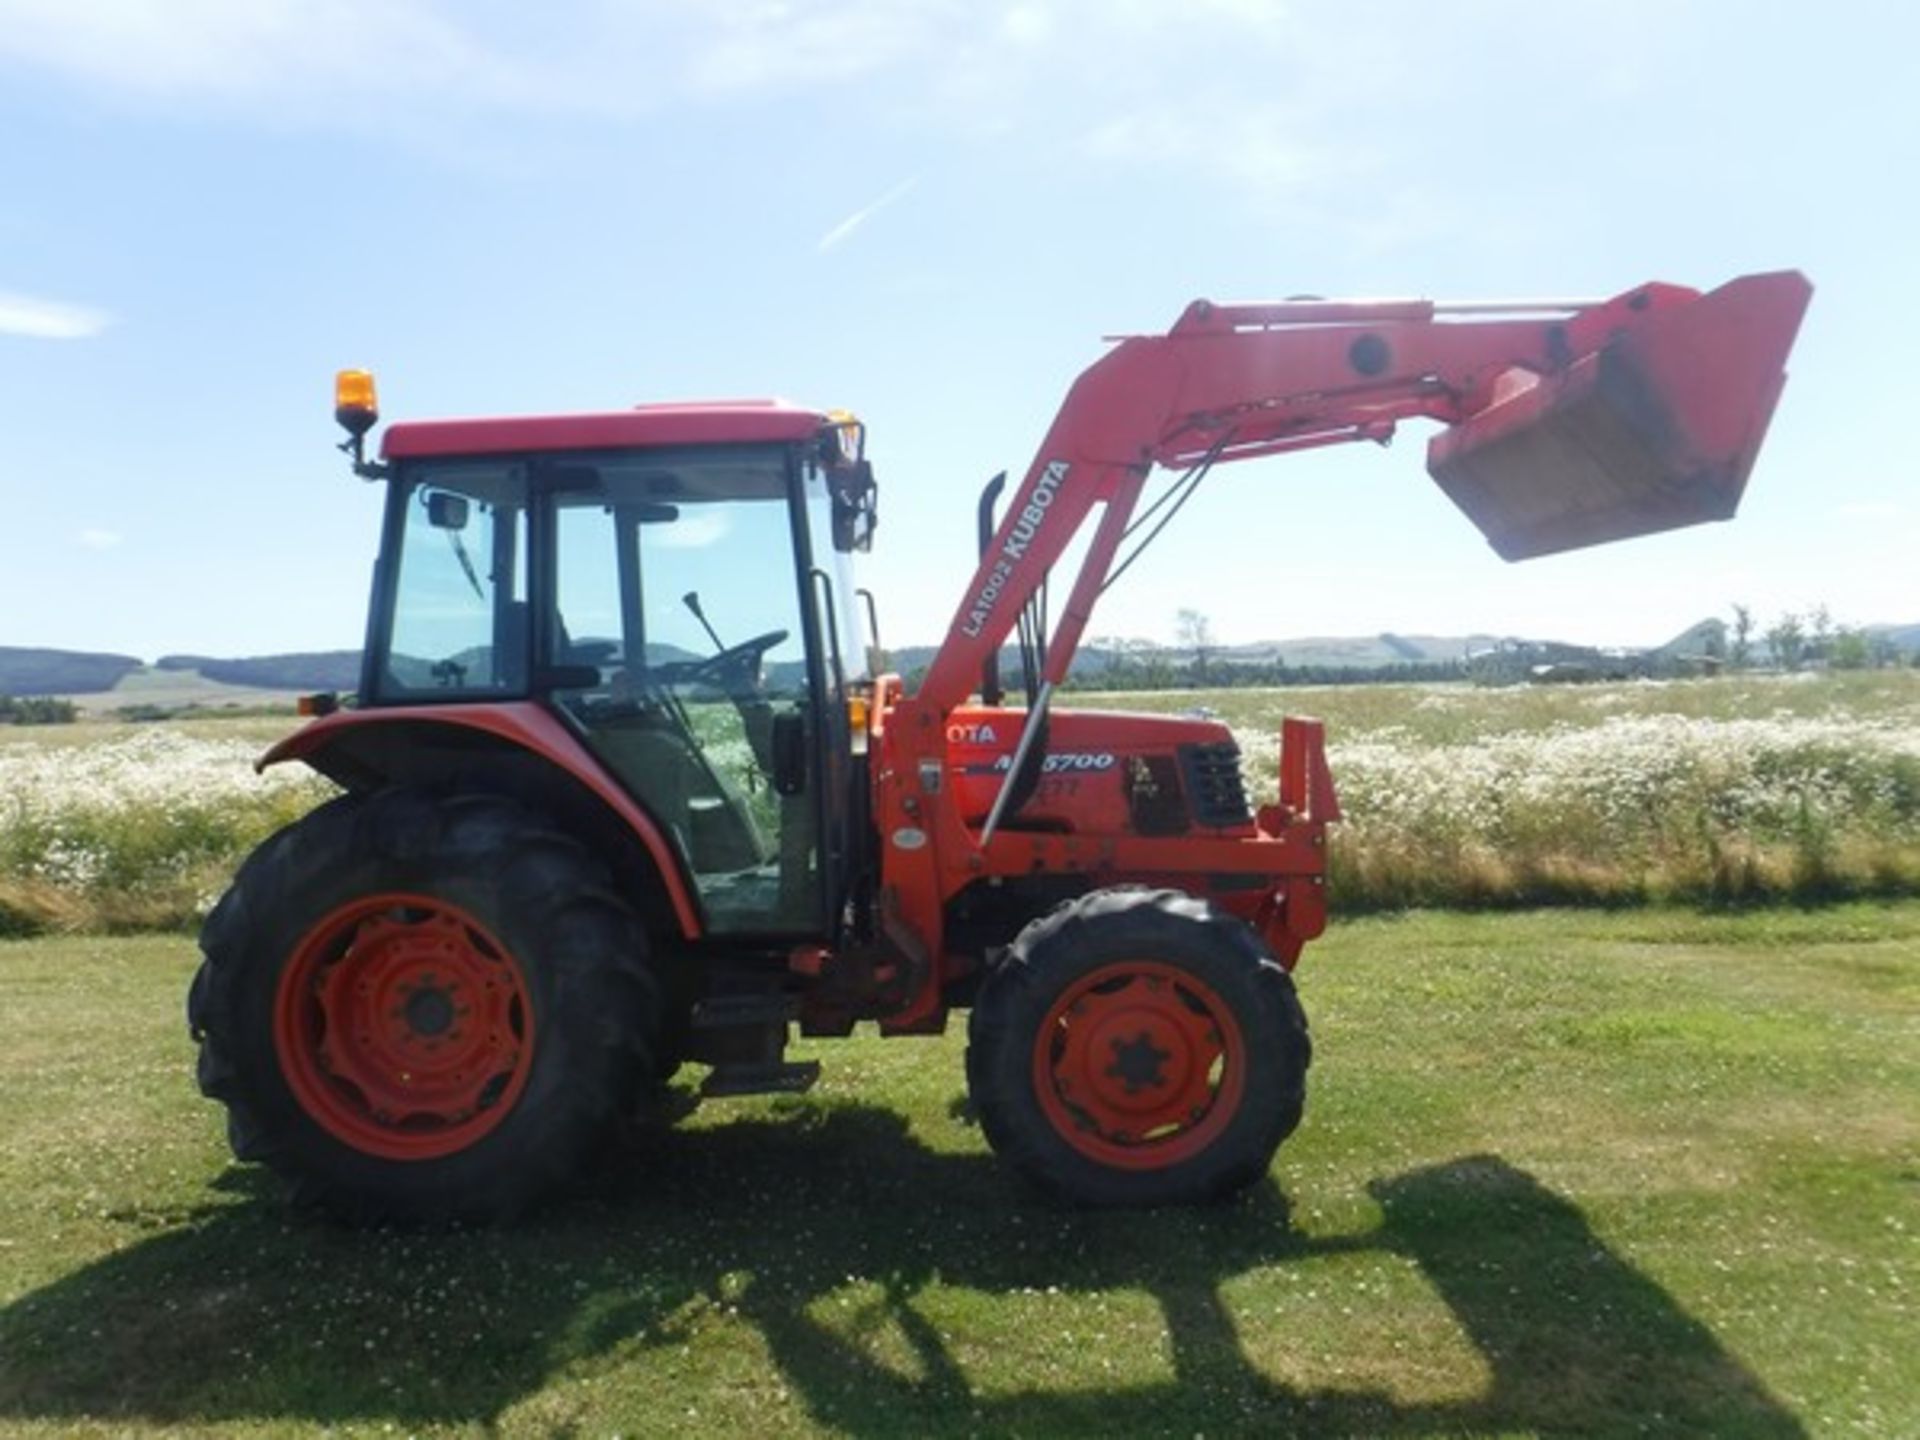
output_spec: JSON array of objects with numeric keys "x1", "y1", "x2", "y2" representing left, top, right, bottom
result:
[{"x1": 445, "y1": 528, "x2": 485, "y2": 600}]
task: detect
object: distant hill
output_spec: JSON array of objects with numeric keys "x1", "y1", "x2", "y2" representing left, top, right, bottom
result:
[
  {"x1": 66, "y1": 666, "x2": 309, "y2": 717},
  {"x1": 0, "y1": 647, "x2": 143, "y2": 696},
  {"x1": 1652, "y1": 617, "x2": 1729, "y2": 658},
  {"x1": 157, "y1": 651, "x2": 364, "y2": 692},
  {"x1": 9, "y1": 617, "x2": 1917, "y2": 712},
  {"x1": 1868, "y1": 622, "x2": 1920, "y2": 655}
]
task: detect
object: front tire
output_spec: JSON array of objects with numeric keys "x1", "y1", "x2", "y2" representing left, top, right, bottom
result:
[
  {"x1": 967, "y1": 888, "x2": 1310, "y2": 1207},
  {"x1": 189, "y1": 788, "x2": 661, "y2": 1223}
]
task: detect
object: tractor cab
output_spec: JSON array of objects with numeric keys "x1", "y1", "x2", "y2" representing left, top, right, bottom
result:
[{"x1": 346, "y1": 386, "x2": 878, "y2": 942}]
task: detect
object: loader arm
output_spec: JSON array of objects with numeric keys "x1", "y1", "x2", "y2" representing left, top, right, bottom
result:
[{"x1": 912, "y1": 270, "x2": 1811, "y2": 720}]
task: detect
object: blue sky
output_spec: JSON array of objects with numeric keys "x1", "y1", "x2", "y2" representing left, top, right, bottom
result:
[{"x1": 1, "y1": 1, "x2": 1913, "y2": 660}]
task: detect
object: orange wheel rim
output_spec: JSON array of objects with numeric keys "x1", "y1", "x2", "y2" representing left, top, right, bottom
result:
[
  {"x1": 273, "y1": 894, "x2": 534, "y2": 1161},
  {"x1": 1030, "y1": 960, "x2": 1245, "y2": 1171}
]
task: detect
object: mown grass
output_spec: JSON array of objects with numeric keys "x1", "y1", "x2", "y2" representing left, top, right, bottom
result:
[{"x1": 2, "y1": 906, "x2": 1915, "y2": 1437}]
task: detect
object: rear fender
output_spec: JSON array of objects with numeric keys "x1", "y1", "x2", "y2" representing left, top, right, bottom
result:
[{"x1": 259, "y1": 702, "x2": 702, "y2": 938}]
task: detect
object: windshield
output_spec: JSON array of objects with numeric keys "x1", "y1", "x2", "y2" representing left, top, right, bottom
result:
[
  {"x1": 370, "y1": 446, "x2": 824, "y2": 699},
  {"x1": 369, "y1": 443, "x2": 865, "y2": 709},
  {"x1": 549, "y1": 447, "x2": 809, "y2": 686}
]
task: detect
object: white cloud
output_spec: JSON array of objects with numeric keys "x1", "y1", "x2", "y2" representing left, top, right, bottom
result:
[
  {"x1": 675, "y1": 1, "x2": 951, "y2": 96},
  {"x1": 816, "y1": 177, "x2": 918, "y2": 252},
  {"x1": 0, "y1": 1, "x2": 1008, "y2": 132},
  {"x1": 0, "y1": 0, "x2": 555, "y2": 113},
  {"x1": 1000, "y1": 5, "x2": 1054, "y2": 47},
  {"x1": 0, "y1": 2, "x2": 882, "y2": 129},
  {"x1": 0, "y1": 0, "x2": 1353, "y2": 204},
  {"x1": 0, "y1": 1, "x2": 1305, "y2": 124},
  {"x1": 0, "y1": 290, "x2": 113, "y2": 340},
  {"x1": 77, "y1": 529, "x2": 124, "y2": 550}
]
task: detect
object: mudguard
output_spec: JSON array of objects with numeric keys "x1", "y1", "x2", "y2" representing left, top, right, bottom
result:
[{"x1": 259, "y1": 702, "x2": 703, "y2": 937}]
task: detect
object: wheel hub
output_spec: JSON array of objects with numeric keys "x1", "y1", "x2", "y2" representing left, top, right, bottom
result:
[
  {"x1": 1031, "y1": 960, "x2": 1245, "y2": 1171},
  {"x1": 1106, "y1": 1029, "x2": 1173, "y2": 1094},
  {"x1": 404, "y1": 985, "x2": 456, "y2": 1037},
  {"x1": 274, "y1": 895, "x2": 535, "y2": 1161}
]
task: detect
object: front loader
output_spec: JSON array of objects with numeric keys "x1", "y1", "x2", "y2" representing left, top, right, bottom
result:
[{"x1": 189, "y1": 271, "x2": 1811, "y2": 1220}]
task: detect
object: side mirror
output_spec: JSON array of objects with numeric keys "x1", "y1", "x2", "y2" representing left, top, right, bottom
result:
[
  {"x1": 425, "y1": 491, "x2": 470, "y2": 531},
  {"x1": 770, "y1": 710, "x2": 808, "y2": 796}
]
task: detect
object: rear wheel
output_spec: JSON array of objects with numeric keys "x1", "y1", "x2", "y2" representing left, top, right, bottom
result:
[
  {"x1": 967, "y1": 888, "x2": 1309, "y2": 1206},
  {"x1": 189, "y1": 788, "x2": 661, "y2": 1223}
]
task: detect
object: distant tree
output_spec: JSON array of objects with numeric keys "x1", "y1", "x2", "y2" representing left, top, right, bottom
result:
[
  {"x1": 0, "y1": 694, "x2": 77, "y2": 725},
  {"x1": 1809, "y1": 604, "x2": 1835, "y2": 666},
  {"x1": 1829, "y1": 629, "x2": 1872, "y2": 670},
  {"x1": 1730, "y1": 603, "x2": 1754, "y2": 669},
  {"x1": 1174, "y1": 608, "x2": 1215, "y2": 683},
  {"x1": 1765, "y1": 612, "x2": 1807, "y2": 671}
]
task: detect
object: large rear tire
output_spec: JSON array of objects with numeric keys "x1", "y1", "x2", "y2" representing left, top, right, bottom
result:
[
  {"x1": 967, "y1": 888, "x2": 1310, "y2": 1207},
  {"x1": 189, "y1": 788, "x2": 661, "y2": 1223}
]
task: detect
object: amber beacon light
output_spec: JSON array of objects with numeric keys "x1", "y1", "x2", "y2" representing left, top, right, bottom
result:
[{"x1": 334, "y1": 368, "x2": 379, "y2": 437}]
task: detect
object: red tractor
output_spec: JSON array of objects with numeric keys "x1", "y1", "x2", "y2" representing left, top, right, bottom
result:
[{"x1": 190, "y1": 272, "x2": 1810, "y2": 1220}]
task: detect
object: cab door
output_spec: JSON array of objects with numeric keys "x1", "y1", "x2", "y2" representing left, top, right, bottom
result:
[
  {"x1": 545, "y1": 447, "x2": 832, "y2": 937},
  {"x1": 799, "y1": 453, "x2": 869, "y2": 936}
]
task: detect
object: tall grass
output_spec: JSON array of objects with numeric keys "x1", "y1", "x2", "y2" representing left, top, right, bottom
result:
[
  {"x1": 0, "y1": 727, "x2": 332, "y2": 935},
  {"x1": 3, "y1": 674, "x2": 1918, "y2": 934},
  {"x1": 1094, "y1": 671, "x2": 1920, "y2": 911},
  {"x1": 1317, "y1": 713, "x2": 1920, "y2": 908}
]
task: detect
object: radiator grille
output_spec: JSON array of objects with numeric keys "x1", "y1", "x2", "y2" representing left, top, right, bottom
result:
[{"x1": 1179, "y1": 742, "x2": 1252, "y2": 828}]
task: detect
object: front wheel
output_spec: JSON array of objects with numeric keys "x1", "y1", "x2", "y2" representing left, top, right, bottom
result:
[
  {"x1": 189, "y1": 788, "x2": 662, "y2": 1223},
  {"x1": 966, "y1": 888, "x2": 1310, "y2": 1207}
]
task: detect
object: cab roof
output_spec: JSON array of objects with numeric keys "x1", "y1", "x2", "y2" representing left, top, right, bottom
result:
[{"x1": 380, "y1": 399, "x2": 831, "y2": 460}]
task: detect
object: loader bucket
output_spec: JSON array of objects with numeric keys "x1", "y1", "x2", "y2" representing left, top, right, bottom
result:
[{"x1": 1427, "y1": 271, "x2": 1812, "y2": 560}]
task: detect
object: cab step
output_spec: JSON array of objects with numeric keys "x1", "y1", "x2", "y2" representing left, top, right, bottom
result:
[{"x1": 699, "y1": 1060, "x2": 821, "y2": 1099}]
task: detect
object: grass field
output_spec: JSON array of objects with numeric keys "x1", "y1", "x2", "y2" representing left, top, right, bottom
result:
[
  {"x1": 2, "y1": 906, "x2": 1914, "y2": 1437},
  {"x1": 62, "y1": 668, "x2": 306, "y2": 718}
]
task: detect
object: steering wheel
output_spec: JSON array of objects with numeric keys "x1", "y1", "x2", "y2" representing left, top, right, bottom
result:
[{"x1": 654, "y1": 629, "x2": 789, "y2": 693}]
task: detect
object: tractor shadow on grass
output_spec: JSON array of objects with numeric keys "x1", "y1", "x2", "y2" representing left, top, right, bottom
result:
[{"x1": 0, "y1": 1102, "x2": 1804, "y2": 1437}]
